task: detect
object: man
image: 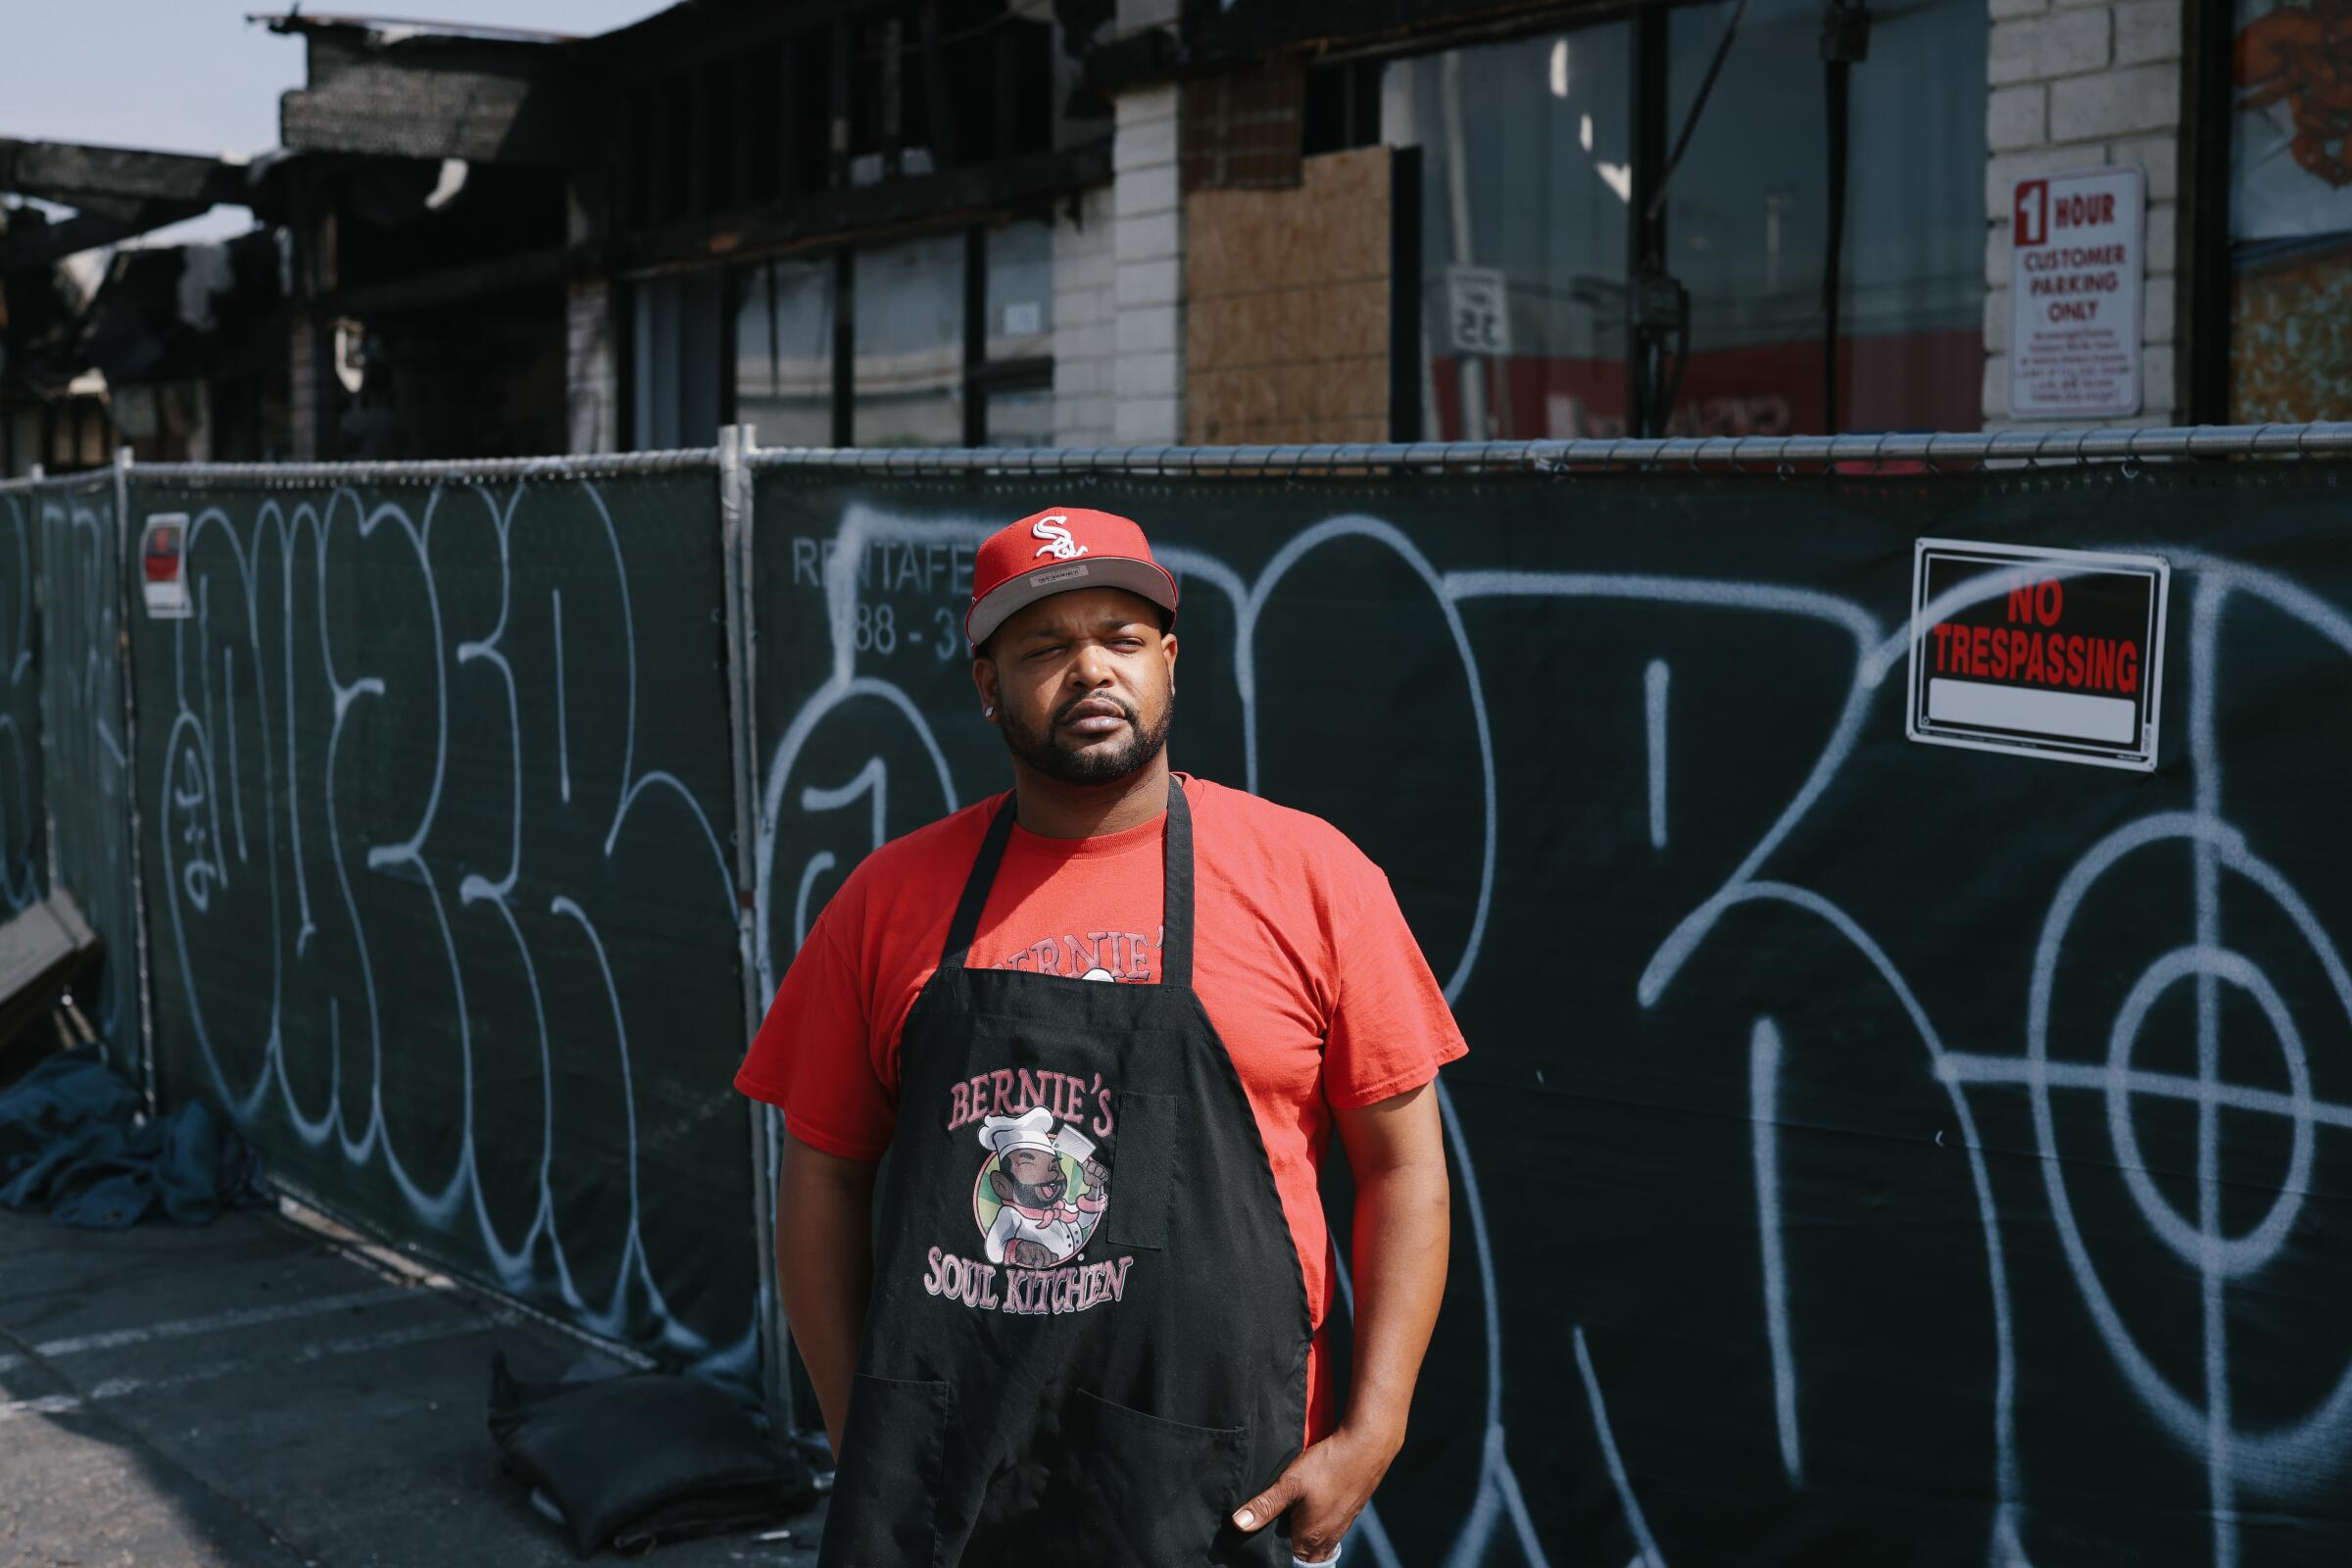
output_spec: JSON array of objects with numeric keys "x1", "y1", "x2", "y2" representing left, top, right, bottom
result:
[{"x1": 735, "y1": 507, "x2": 1464, "y2": 1566}]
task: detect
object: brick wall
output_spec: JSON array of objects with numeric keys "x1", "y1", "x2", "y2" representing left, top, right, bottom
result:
[
  {"x1": 1111, "y1": 84, "x2": 1185, "y2": 442},
  {"x1": 1053, "y1": 186, "x2": 1117, "y2": 447},
  {"x1": 565, "y1": 279, "x2": 616, "y2": 456},
  {"x1": 1984, "y1": 0, "x2": 2186, "y2": 424}
]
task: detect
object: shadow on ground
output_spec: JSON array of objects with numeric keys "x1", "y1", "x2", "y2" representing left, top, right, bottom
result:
[{"x1": 0, "y1": 1203, "x2": 818, "y2": 1567}]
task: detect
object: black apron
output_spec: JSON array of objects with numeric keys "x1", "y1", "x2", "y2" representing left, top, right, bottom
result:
[{"x1": 817, "y1": 778, "x2": 1313, "y2": 1567}]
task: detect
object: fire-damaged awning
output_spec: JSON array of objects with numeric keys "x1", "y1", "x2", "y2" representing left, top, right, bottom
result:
[
  {"x1": 0, "y1": 139, "x2": 258, "y2": 271},
  {"x1": 255, "y1": 12, "x2": 586, "y2": 168}
]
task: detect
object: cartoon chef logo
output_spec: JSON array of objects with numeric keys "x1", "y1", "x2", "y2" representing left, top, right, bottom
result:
[{"x1": 973, "y1": 1106, "x2": 1110, "y2": 1268}]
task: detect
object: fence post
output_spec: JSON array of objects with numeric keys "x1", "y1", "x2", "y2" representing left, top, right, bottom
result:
[
  {"x1": 109, "y1": 446, "x2": 159, "y2": 1111},
  {"x1": 717, "y1": 424, "x2": 790, "y2": 1432}
]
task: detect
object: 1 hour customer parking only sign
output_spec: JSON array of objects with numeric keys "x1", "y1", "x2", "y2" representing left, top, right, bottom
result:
[{"x1": 1907, "y1": 539, "x2": 2171, "y2": 771}]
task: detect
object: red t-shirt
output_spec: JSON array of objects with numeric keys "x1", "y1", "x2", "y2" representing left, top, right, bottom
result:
[{"x1": 735, "y1": 774, "x2": 1467, "y2": 1443}]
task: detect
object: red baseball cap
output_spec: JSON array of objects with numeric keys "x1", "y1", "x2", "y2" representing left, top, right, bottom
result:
[{"x1": 965, "y1": 506, "x2": 1179, "y2": 647}]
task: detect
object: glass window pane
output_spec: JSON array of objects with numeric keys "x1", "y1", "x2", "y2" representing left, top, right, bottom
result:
[
  {"x1": 984, "y1": 383, "x2": 1055, "y2": 446},
  {"x1": 985, "y1": 220, "x2": 1054, "y2": 361},
  {"x1": 853, "y1": 233, "x2": 965, "y2": 446},
  {"x1": 1667, "y1": 0, "x2": 1984, "y2": 434},
  {"x1": 735, "y1": 258, "x2": 837, "y2": 446},
  {"x1": 1387, "y1": 27, "x2": 1634, "y2": 441},
  {"x1": 629, "y1": 270, "x2": 722, "y2": 450},
  {"x1": 2227, "y1": 0, "x2": 2352, "y2": 420}
]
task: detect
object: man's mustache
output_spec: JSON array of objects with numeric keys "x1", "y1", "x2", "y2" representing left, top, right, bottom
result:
[{"x1": 1054, "y1": 693, "x2": 1138, "y2": 726}]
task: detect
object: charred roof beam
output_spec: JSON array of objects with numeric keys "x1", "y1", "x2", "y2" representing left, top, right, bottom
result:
[
  {"x1": 0, "y1": 199, "x2": 209, "y2": 271},
  {"x1": 0, "y1": 138, "x2": 252, "y2": 210}
]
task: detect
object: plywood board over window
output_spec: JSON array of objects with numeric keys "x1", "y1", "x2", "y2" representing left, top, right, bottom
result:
[{"x1": 1185, "y1": 146, "x2": 1399, "y2": 446}]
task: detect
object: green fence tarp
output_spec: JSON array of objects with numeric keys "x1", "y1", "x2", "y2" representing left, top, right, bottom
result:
[
  {"x1": 0, "y1": 485, "x2": 49, "y2": 921},
  {"x1": 748, "y1": 461, "x2": 2352, "y2": 1568},
  {"x1": 36, "y1": 475, "x2": 142, "y2": 1065},
  {"x1": 122, "y1": 471, "x2": 760, "y2": 1379}
]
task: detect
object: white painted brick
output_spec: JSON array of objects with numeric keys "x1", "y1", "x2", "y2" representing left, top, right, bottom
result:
[
  {"x1": 2050, "y1": 63, "x2": 2179, "y2": 140},
  {"x1": 1114, "y1": 116, "x2": 1180, "y2": 174},
  {"x1": 2113, "y1": 0, "x2": 2180, "y2": 64},
  {"x1": 1988, "y1": 84, "x2": 2048, "y2": 151},
  {"x1": 1986, "y1": 220, "x2": 2012, "y2": 289},
  {"x1": 1113, "y1": 395, "x2": 1180, "y2": 443},
  {"x1": 2141, "y1": 343, "x2": 2177, "y2": 416},
  {"x1": 1115, "y1": 0, "x2": 1179, "y2": 36},
  {"x1": 1983, "y1": 352, "x2": 2010, "y2": 420},
  {"x1": 2144, "y1": 200, "x2": 2178, "y2": 271},
  {"x1": 1118, "y1": 162, "x2": 1181, "y2": 219},
  {"x1": 1054, "y1": 287, "x2": 1103, "y2": 327},
  {"x1": 1114, "y1": 258, "x2": 1182, "y2": 308},
  {"x1": 1054, "y1": 357, "x2": 1103, "y2": 396},
  {"x1": 1986, "y1": 146, "x2": 2104, "y2": 219},
  {"x1": 2142, "y1": 273, "x2": 2176, "y2": 344},
  {"x1": 1984, "y1": 285, "x2": 2010, "y2": 355},
  {"x1": 1990, "y1": 0, "x2": 2048, "y2": 18},
  {"x1": 1115, "y1": 350, "x2": 1181, "y2": 399},
  {"x1": 1060, "y1": 249, "x2": 1116, "y2": 291},
  {"x1": 2108, "y1": 133, "x2": 2179, "y2": 199},
  {"x1": 1056, "y1": 318, "x2": 1114, "y2": 363},
  {"x1": 1115, "y1": 307, "x2": 1177, "y2": 355},
  {"x1": 1114, "y1": 209, "x2": 1181, "y2": 264},
  {"x1": 1115, "y1": 84, "x2": 1178, "y2": 130},
  {"x1": 1989, "y1": 10, "x2": 2109, "y2": 85}
]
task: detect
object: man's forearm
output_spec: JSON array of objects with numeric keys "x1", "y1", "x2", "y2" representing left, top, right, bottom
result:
[
  {"x1": 775, "y1": 1135, "x2": 878, "y2": 1453},
  {"x1": 1340, "y1": 1118, "x2": 1451, "y2": 1447}
]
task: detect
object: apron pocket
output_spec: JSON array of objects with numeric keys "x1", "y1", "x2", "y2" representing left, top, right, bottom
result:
[
  {"x1": 817, "y1": 1373, "x2": 953, "y2": 1568},
  {"x1": 1054, "y1": 1387, "x2": 1246, "y2": 1563},
  {"x1": 1103, "y1": 1090, "x2": 1177, "y2": 1250}
]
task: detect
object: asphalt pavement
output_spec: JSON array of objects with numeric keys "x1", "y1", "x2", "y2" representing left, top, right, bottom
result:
[{"x1": 0, "y1": 1198, "x2": 819, "y2": 1568}]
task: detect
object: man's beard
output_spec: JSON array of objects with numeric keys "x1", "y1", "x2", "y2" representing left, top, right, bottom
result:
[
  {"x1": 998, "y1": 689, "x2": 1173, "y2": 785},
  {"x1": 1006, "y1": 1172, "x2": 1064, "y2": 1207}
]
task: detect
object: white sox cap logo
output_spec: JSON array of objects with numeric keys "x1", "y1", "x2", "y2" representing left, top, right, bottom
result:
[{"x1": 1031, "y1": 516, "x2": 1090, "y2": 560}]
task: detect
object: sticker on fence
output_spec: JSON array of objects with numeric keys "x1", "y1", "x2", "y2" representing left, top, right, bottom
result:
[
  {"x1": 139, "y1": 514, "x2": 191, "y2": 619},
  {"x1": 1906, "y1": 538, "x2": 2170, "y2": 771}
]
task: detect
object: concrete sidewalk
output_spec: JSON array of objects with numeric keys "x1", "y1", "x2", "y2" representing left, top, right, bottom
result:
[{"x1": 0, "y1": 1200, "x2": 818, "y2": 1568}]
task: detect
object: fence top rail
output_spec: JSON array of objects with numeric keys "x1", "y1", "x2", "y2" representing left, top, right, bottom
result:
[
  {"x1": 744, "y1": 421, "x2": 2352, "y2": 475},
  {"x1": 127, "y1": 448, "x2": 723, "y2": 487},
  {"x1": 12, "y1": 422, "x2": 2349, "y2": 492},
  {"x1": 0, "y1": 470, "x2": 112, "y2": 495}
]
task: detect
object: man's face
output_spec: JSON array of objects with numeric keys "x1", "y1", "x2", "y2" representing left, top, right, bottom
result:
[
  {"x1": 974, "y1": 587, "x2": 1177, "y2": 786},
  {"x1": 1002, "y1": 1148, "x2": 1065, "y2": 1205}
]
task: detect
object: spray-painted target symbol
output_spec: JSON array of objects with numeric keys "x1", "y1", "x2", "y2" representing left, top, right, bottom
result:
[
  {"x1": 2027, "y1": 812, "x2": 2352, "y2": 1485},
  {"x1": 2103, "y1": 945, "x2": 2315, "y2": 1276}
]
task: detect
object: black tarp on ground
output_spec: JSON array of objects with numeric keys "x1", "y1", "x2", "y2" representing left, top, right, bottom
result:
[
  {"x1": 747, "y1": 460, "x2": 2352, "y2": 1568},
  {"x1": 121, "y1": 471, "x2": 760, "y2": 1386}
]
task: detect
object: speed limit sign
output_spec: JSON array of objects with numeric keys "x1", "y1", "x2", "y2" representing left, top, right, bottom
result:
[{"x1": 1446, "y1": 265, "x2": 1512, "y2": 356}]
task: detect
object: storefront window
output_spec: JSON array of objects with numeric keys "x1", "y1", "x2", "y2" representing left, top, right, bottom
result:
[
  {"x1": 1666, "y1": 0, "x2": 1984, "y2": 434},
  {"x1": 1386, "y1": 26, "x2": 1635, "y2": 440},
  {"x1": 734, "y1": 258, "x2": 837, "y2": 447},
  {"x1": 637, "y1": 224, "x2": 1060, "y2": 449},
  {"x1": 629, "y1": 270, "x2": 723, "y2": 450},
  {"x1": 2228, "y1": 0, "x2": 2352, "y2": 421},
  {"x1": 853, "y1": 233, "x2": 966, "y2": 446},
  {"x1": 1380, "y1": 0, "x2": 1984, "y2": 440},
  {"x1": 985, "y1": 220, "x2": 1055, "y2": 363}
]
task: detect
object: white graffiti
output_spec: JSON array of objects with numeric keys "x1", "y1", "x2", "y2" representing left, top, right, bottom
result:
[
  {"x1": 152, "y1": 480, "x2": 755, "y2": 1379},
  {"x1": 0, "y1": 492, "x2": 41, "y2": 913},
  {"x1": 11, "y1": 483, "x2": 140, "y2": 1059},
  {"x1": 757, "y1": 493, "x2": 2352, "y2": 1566}
]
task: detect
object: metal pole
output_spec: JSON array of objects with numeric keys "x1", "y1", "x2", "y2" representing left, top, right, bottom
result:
[
  {"x1": 716, "y1": 423, "x2": 792, "y2": 1435},
  {"x1": 109, "y1": 446, "x2": 160, "y2": 1111}
]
